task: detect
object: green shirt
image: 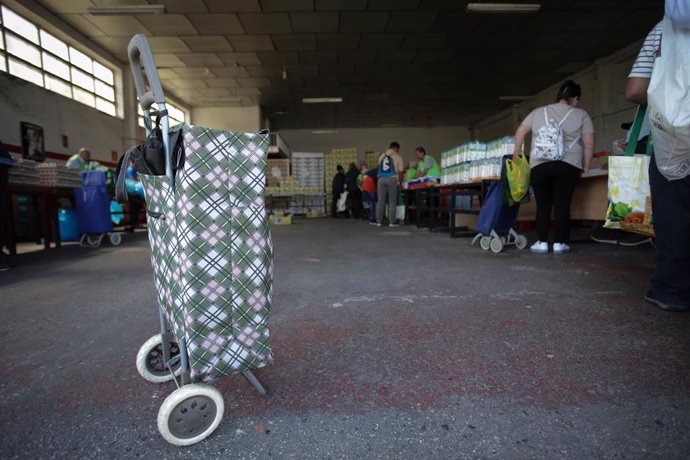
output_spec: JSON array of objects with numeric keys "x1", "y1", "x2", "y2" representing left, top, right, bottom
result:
[
  {"x1": 419, "y1": 155, "x2": 441, "y2": 178},
  {"x1": 405, "y1": 167, "x2": 417, "y2": 182}
]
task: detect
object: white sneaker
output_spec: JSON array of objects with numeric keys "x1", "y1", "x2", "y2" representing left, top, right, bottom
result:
[
  {"x1": 375, "y1": 223, "x2": 382, "y2": 227},
  {"x1": 530, "y1": 241, "x2": 549, "y2": 254},
  {"x1": 389, "y1": 223, "x2": 400, "y2": 227},
  {"x1": 553, "y1": 242, "x2": 571, "y2": 254}
]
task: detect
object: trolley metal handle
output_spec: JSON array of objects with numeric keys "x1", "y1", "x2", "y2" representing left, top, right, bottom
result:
[{"x1": 127, "y1": 33, "x2": 173, "y2": 182}]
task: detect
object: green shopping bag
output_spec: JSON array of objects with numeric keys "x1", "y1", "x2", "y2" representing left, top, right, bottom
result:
[{"x1": 505, "y1": 154, "x2": 530, "y2": 203}]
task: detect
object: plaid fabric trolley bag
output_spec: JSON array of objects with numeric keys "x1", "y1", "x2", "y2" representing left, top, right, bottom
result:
[{"x1": 119, "y1": 34, "x2": 272, "y2": 446}]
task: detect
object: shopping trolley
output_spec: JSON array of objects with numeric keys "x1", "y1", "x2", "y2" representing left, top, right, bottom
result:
[
  {"x1": 471, "y1": 156, "x2": 528, "y2": 253},
  {"x1": 74, "y1": 171, "x2": 122, "y2": 247},
  {"x1": 120, "y1": 34, "x2": 272, "y2": 446}
]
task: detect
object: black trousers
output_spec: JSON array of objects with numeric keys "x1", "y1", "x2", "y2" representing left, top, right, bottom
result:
[
  {"x1": 648, "y1": 158, "x2": 690, "y2": 307},
  {"x1": 530, "y1": 161, "x2": 580, "y2": 243}
]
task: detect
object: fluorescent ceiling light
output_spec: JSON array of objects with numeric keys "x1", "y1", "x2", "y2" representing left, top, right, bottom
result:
[
  {"x1": 302, "y1": 97, "x2": 343, "y2": 104},
  {"x1": 466, "y1": 3, "x2": 541, "y2": 13},
  {"x1": 498, "y1": 95, "x2": 533, "y2": 101},
  {"x1": 87, "y1": 5, "x2": 166, "y2": 15},
  {"x1": 311, "y1": 130, "x2": 339, "y2": 134}
]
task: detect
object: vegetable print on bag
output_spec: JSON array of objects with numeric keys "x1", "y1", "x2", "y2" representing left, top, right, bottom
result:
[{"x1": 141, "y1": 125, "x2": 273, "y2": 383}]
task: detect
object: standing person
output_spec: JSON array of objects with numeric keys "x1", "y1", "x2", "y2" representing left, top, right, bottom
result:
[
  {"x1": 345, "y1": 162, "x2": 363, "y2": 219},
  {"x1": 331, "y1": 164, "x2": 345, "y2": 218},
  {"x1": 362, "y1": 166, "x2": 378, "y2": 225},
  {"x1": 0, "y1": 140, "x2": 12, "y2": 271},
  {"x1": 405, "y1": 161, "x2": 418, "y2": 183},
  {"x1": 66, "y1": 148, "x2": 91, "y2": 169},
  {"x1": 413, "y1": 147, "x2": 441, "y2": 179},
  {"x1": 376, "y1": 142, "x2": 404, "y2": 227},
  {"x1": 512, "y1": 80, "x2": 595, "y2": 254},
  {"x1": 625, "y1": 14, "x2": 690, "y2": 312}
]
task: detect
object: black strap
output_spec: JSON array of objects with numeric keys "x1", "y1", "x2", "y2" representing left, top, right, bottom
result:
[{"x1": 115, "y1": 145, "x2": 141, "y2": 203}]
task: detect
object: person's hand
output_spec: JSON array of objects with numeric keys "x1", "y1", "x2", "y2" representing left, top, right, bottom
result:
[{"x1": 512, "y1": 150, "x2": 520, "y2": 160}]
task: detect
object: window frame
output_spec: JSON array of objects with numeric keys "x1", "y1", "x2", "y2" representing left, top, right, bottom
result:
[{"x1": 0, "y1": 4, "x2": 122, "y2": 118}]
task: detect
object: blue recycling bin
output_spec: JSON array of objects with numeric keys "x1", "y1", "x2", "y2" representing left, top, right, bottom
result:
[
  {"x1": 74, "y1": 171, "x2": 113, "y2": 235},
  {"x1": 58, "y1": 208, "x2": 80, "y2": 241}
]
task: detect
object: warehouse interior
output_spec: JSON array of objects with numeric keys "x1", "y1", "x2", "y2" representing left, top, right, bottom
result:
[
  {"x1": 2, "y1": 0, "x2": 690, "y2": 457},
  {"x1": 0, "y1": 0, "x2": 666, "y2": 164}
]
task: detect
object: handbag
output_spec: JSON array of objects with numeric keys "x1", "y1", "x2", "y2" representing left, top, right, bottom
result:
[
  {"x1": 604, "y1": 107, "x2": 654, "y2": 236},
  {"x1": 647, "y1": 16, "x2": 690, "y2": 181},
  {"x1": 505, "y1": 153, "x2": 530, "y2": 203}
]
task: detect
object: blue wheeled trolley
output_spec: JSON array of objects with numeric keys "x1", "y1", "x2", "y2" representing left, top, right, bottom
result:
[
  {"x1": 471, "y1": 157, "x2": 528, "y2": 253},
  {"x1": 74, "y1": 171, "x2": 122, "y2": 247}
]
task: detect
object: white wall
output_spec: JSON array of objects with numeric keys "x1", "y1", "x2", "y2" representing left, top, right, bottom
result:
[
  {"x1": 278, "y1": 126, "x2": 472, "y2": 164},
  {"x1": 191, "y1": 106, "x2": 262, "y2": 133},
  {"x1": 471, "y1": 41, "x2": 645, "y2": 153},
  {"x1": 0, "y1": 72, "x2": 127, "y2": 164}
]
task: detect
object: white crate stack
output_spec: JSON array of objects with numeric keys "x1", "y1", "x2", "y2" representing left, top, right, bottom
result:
[
  {"x1": 291, "y1": 152, "x2": 326, "y2": 214},
  {"x1": 37, "y1": 162, "x2": 83, "y2": 187},
  {"x1": 292, "y1": 152, "x2": 325, "y2": 194},
  {"x1": 8, "y1": 157, "x2": 41, "y2": 186}
]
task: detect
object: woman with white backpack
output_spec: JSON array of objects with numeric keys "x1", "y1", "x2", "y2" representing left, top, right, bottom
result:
[{"x1": 512, "y1": 80, "x2": 595, "y2": 254}]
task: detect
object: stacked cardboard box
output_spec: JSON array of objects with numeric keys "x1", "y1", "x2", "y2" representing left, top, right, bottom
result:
[
  {"x1": 364, "y1": 151, "x2": 381, "y2": 169},
  {"x1": 266, "y1": 158, "x2": 290, "y2": 187}
]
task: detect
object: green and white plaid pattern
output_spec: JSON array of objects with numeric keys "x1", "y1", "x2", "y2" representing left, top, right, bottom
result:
[{"x1": 140, "y1": 125, "x2": 272, "y2": 382}]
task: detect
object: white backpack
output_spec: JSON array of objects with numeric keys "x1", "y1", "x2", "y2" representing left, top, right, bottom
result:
[{"x1": 531, "y1": 107, "x2": 579, "y2": 161}]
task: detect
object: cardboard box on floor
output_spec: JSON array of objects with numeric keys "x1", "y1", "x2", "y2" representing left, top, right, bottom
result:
[
  {"x1": 454, "y1": 213, "x2": 478, "y2": 229},
  {"x1": 518, "y1": 171, "x2": 608, "y2": 221}
]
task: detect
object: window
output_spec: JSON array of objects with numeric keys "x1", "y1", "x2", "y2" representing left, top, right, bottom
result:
[
  {"x1": 8, "y1": 56, "x2": 42, "y2": 86},
  {"x1": 0, "y1": 5, "x2": 120, "y2": 117},
  {"x1": 137, "y1": 102, "x2": 187, "y2": 129}
]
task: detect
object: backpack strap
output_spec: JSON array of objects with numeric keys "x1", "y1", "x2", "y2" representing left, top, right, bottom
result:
[
  {"x1": 567, "y1": 135, "x2": 581, "y2": 150},
  {"x1": 543, "y1": 107, "x2": 549, "y2": 125},
  {"x1": 558, "y1": 108, "x2": 575, "y2": 126}
]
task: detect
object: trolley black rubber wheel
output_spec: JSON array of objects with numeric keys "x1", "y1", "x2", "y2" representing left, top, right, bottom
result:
[
  {"x1": 157, "y1": 384, "x2": 224, "y2": 446},
  {"x1": 136, "y1": 334, "x2": 182, "y2": 383},
  {"x1": 86, "y1": 234, "x2": 102, "y2": 247}
]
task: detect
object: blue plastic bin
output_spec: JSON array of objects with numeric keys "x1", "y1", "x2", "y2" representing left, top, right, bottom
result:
[{"x1": 58, "y1": 208, "x2": 80, "y2": 241}]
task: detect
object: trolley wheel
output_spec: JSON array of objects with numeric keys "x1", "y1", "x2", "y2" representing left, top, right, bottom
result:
[
  {"x1": 157, "y1": 383, "x2": 224, "y2": 446},
  {"x1": 109, "y1": 233, "x2": 122, "y2": 246},
  {"x1": 479, "y1": 235, "x2": 491, "y2": 251},
  {"x1": 490, "y1": 236, "x2": 504, "y2": 254},
  {"x1": 515, "y1": 234, "x2": 528, "y2": 250},
  {"x1": 136, "y1": 334, "x2": 182, "y2": 383},
  {"x1": 86, "y1": 234, "x2": 103, "y2": 247}
]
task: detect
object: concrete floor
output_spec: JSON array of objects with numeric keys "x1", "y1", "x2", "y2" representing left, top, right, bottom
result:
[{"x1": 1, "y1": 218, "x2": 689, "y2": 459}]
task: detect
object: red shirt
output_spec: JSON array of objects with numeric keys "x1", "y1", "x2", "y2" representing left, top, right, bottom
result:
[{"x1": 362, "y1": 175, "x2": 376, "y2": 193}]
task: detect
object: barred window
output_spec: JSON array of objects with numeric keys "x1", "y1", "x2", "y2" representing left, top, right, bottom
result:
[{"x1": 0, "y1": 4, "x2": 120, "y2": 117}]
